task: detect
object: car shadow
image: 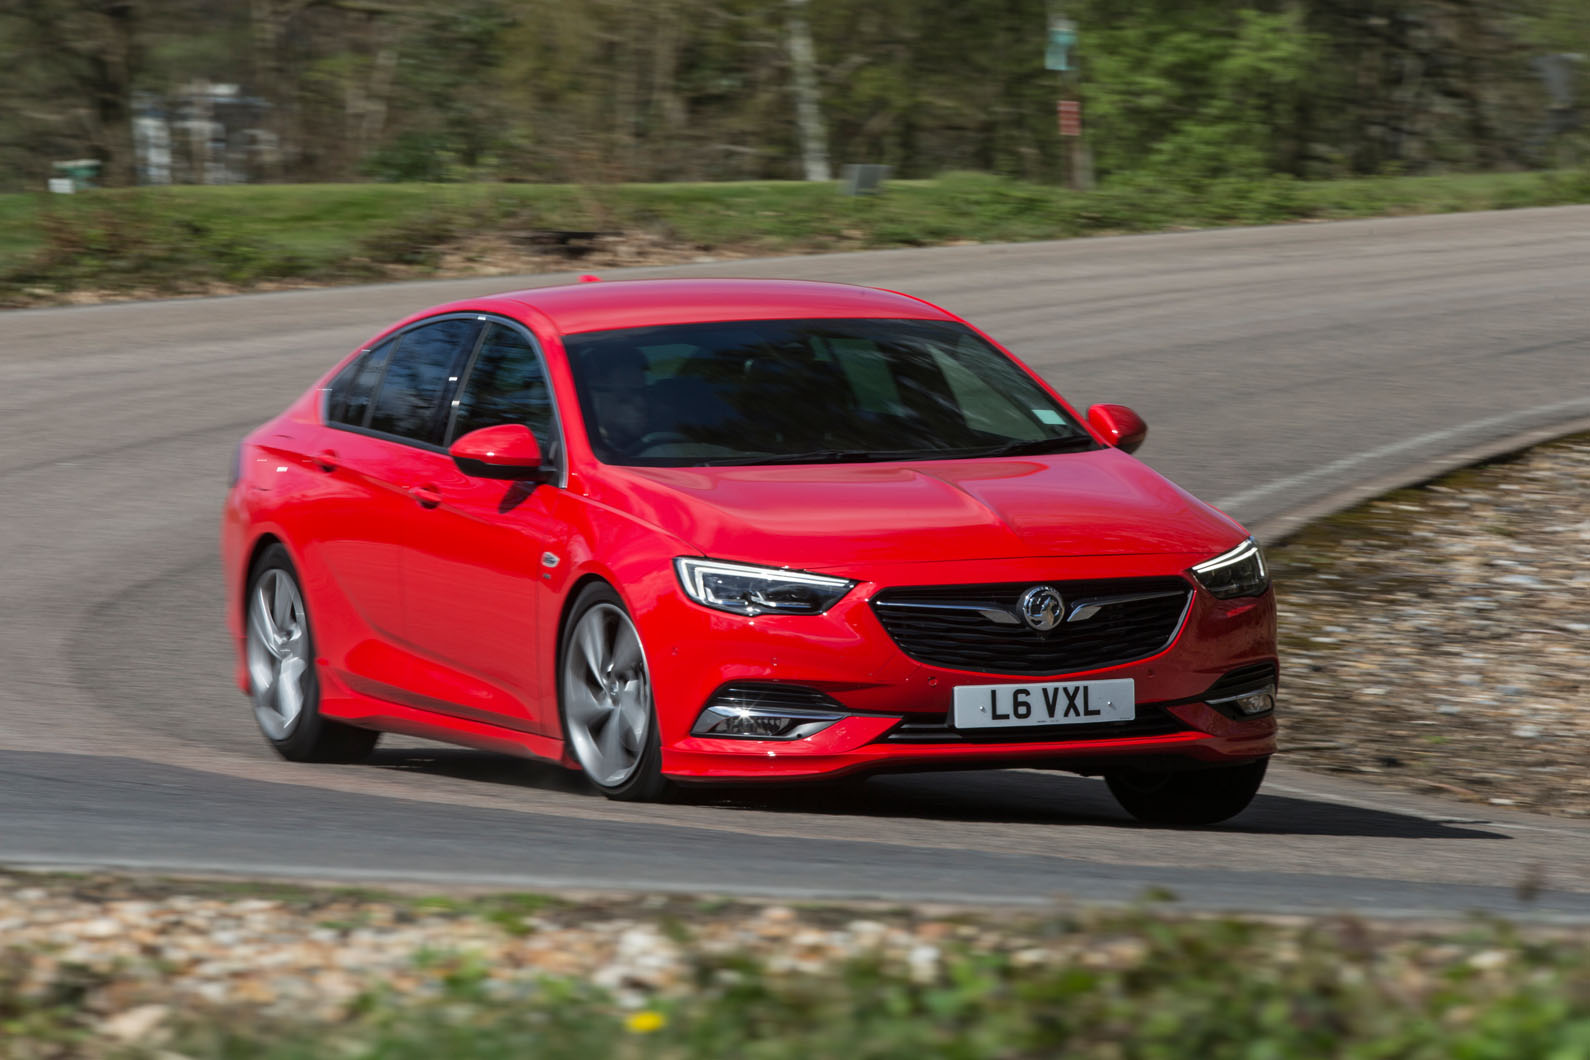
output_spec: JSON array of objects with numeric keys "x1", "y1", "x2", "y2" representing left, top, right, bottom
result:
[
  {"x1": 368, "y1": 745, "x2": 590, "y2": 794},
  {"x1": 690, "y1": 770, "x2": 1503, "y2": 841},
  {"x1": 363, "y1": 747, "x2": 1504, "y2": 842}
]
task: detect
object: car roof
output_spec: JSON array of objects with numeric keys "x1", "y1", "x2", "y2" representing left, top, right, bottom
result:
[{"x1": 455, "y1": 278, "x2": 959, "y2": 336}]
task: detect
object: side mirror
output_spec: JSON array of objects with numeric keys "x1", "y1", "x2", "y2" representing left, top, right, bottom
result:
[
  {"x1": 449, "y1": 424, "x2": 553, "y2": 481},
  {"x1": 1086, "y1": 404, "x2": 1148, "y2": 455}
]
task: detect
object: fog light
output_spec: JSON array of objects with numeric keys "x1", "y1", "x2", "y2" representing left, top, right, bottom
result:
[
  {"x1": 691, "y1": 704, "x2": 847, "y2": 740},
  {"x1": 1222, "y1": 685, "x2": 1276, "y2": 717},
  {"x1": 1235, "y1": 691, "x2": 1274, "y2": 716}
]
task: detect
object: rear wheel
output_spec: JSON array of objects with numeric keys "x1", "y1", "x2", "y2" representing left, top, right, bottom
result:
[
  {"x1": 559, "y1": 583, "x2": 671, "y2": 802},
  {"x1": 1105, "y1": 758, "x2": 1268, "y2": 826},
  {"x1": 245, "y1": 545, "x2": 379, "y2": 763}
]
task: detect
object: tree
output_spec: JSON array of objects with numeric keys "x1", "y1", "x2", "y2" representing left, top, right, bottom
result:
[
  {"x1": 0, "y1": 0, "x2": 1580, "y2": 189},
  {"x1": 0, "y1": 0, "x2": 142, "y2": 186}
]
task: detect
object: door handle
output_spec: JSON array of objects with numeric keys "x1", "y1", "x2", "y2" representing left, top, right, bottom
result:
[
  {"x1": 314, "y1": 449, "x2": 339, "y2": 473},
  {"x1": 408, "y1": 485, "x2": 442, "y2": 509}
]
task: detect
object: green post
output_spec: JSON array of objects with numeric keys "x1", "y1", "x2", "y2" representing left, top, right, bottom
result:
[
  {"x1": 1047, "y1": 14, "x2": 1092, "y2": 190},
  {"x1": 52, "y1": 159, "x2": 101, "y2": 192}
]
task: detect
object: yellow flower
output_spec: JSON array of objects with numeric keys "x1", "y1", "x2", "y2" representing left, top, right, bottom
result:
[{"x1": 625, "y1": 1009, "x2": 666, "y2": 1034}]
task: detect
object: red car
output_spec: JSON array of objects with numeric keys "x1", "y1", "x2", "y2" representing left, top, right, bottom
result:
[{"x1": 222, "y1": 278, "x2": 1277, "y2": 825}]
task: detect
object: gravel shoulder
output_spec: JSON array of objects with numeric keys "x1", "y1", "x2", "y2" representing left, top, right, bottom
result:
[{"x1": 1272, "y1": 432, "x2": 1590, "y2": 818}]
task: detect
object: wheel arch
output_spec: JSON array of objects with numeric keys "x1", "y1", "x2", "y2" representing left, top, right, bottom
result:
[
  {"x1": 554, "y1": 572, "x2": 616, "y2": 667},
  {"x1": 241, "y1": 533, "x2": 286, "y2": 619}
]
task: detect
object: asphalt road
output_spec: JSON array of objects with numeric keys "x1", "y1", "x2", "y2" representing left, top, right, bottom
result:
[{"x1": 3, "y1": 207, "x2": 1589, "y2": 918}]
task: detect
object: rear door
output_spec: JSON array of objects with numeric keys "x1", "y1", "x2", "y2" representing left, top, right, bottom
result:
[
  {"x1": 302, "y1": 336, "x2": 411, "y2": 658},
  {"x1": 309, "y1": 316, "x2": 483, "y2": 702}
]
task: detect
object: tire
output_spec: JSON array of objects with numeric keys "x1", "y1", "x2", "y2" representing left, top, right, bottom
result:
[
  {"x1": 558, "y1": 583, "x2": 671, "y2": 802},
  {"x1": 1105, "y1": 758, "x2": 1269, "y2": 826},
  {"x1": 244, "y1": 544, "x2": 379, "y2": 764}
]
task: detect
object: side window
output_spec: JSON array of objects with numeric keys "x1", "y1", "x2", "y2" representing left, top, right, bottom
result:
[
  {"x1": 448, "y1": 324, "x2": 558, "y2": 458},
  {"x1": 325, "y1": 339, "x2": 394, "y2": 427},
  {"x1": 367, "y1": 319, "x2": 481, "y2": 443}
]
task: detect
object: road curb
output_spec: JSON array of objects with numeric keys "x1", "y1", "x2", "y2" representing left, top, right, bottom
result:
[{"x1": 1251, "y1": 414, "x2": 1590, "y2": 546}]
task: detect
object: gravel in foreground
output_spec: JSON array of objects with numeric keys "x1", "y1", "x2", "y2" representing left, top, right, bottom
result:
[
  {"x1": 1271, "y1": 432, "x2": 1590, "y2": 817},
  {"x1": 2, "y1": 872, "x2": 1588, "y2": 1059}
]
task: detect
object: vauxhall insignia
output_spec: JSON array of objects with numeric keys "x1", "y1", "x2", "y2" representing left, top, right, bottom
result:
[{"x1": 1017, "y1": 585, "x2": 1065, "y2": 632}]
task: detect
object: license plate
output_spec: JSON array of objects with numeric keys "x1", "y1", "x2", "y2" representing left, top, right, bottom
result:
[{"x1": 951, "y1": 679, "x2": 1135, "y2": 730}]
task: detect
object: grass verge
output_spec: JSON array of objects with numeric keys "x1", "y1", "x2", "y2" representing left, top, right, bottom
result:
[
  {"x1": 3, "y1": 168, "x2": 1590, "y2": 306},
  {"x1": 3, "y1": 872, "x2": 1588, "y2": 1058}
]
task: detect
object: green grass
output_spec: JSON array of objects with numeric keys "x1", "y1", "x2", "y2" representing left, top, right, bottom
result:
[{"x1": 3, "y1": 168, "x2": 1590, "y2": 304}]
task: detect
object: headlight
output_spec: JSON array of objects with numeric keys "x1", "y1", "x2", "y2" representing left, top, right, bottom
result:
[
  {"x1": 1190, "y1": 538, "x2": 1269, "y2": 599},
  {"x1": 674, "y1": 557, "x2": 855, "y2": 616}
]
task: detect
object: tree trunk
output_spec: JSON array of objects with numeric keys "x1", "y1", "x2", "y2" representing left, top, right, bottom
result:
[
  {"x1": 89, "y1": 0, "x2": 138, "y2": 185},
  {"x1": 650, "y1": 0, "x2": 687, "y2": 178},
  {"x1": 249, "y1": 0, "x2": 304, "y2": 180},
  {"x1": 786, "y1": 0, "x2": 830, "y2": 181}
]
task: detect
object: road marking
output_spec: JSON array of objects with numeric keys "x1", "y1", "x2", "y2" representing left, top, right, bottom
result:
[{"x1": 1215, "y1": 396, "x2": 1590, "y2": 513}]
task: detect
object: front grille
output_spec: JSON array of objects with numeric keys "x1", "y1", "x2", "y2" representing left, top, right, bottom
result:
[
  {"x1": 870, "y1": 577, "x2": 1191, "y2": 676},
  {"x1": 883, "y1": 704, "x2": 1191, "y2": 743}
]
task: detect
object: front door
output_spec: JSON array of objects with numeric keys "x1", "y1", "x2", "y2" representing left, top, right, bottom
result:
[{"x1": 399, "y1": 321, "x2": 568, "y2": 735}]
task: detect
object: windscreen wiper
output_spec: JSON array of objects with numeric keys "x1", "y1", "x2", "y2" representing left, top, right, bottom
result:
[
  {"x1": 705, "y1": 449, "x2": 888, "y2": 466},
  {"x1": 955, "y1": 436, "x2": 1097, "y2": 458},
  {"x1": 699, "y1": 438, "x2": 1094, "y2": 467}
]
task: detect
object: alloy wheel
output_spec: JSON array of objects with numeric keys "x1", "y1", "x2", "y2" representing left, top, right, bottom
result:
[
  {"x1": 561, "y1": 602, "x2": 652, "y2": 788},
  {"x1": 246, "y1": 568, "x2": 311, "y2": 741}
]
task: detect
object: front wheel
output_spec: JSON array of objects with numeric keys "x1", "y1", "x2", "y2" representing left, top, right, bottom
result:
[
  {"x1": 558, "y1": 583, "x2": 671, "y2": 802},
  {"x1": 1105, "y1": 758, "x2": 1268, "y2": 826}
]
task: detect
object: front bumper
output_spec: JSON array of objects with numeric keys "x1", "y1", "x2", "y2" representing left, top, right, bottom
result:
[{"x1": 643, "y1": 552, "x2": 1278, "y2": 781}]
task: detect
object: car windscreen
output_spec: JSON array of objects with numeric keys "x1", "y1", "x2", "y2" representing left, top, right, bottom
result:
[{"x1": 564, "y1": 318, "x2": 1095, "y2": 467}]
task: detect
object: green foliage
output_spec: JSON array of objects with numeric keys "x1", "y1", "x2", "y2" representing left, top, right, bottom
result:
[
  {"x1": 1519, "y1": 0, "x2": 1590, "y2": 52},
  {"x1": 1076, "y1": 3, "x2": 1322, "y2": 181},
  {"x1": 131, "y1": 914, "x2": 1590, "y2": 1059},
  {"x1": 362, "y1": 132, "x2": 464, "y2": 184},
  {"x1": 2, "y1": 0, "x2": 1588, "y2": 190},
  {"x1": 4, "y1": 877, "x2": 1589, "y2": 1060}
]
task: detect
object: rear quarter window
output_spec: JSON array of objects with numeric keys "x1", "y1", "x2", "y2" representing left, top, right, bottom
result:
[{"x1": 325, "y1": 339, "x2": 394, "y2": 427}]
